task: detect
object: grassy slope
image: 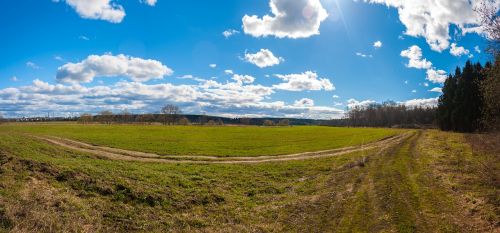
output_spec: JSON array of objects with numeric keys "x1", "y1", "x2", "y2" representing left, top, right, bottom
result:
[
  {"x1": 1, "y1": 124, "x2": 399, "y2": 157},
  {"x1": 0, "y1": 128, "x2": 497, "y2": 232}
]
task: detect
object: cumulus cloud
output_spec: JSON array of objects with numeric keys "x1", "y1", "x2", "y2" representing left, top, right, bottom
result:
[
  {"x1": 400, "y1": 45, "x2": 432, "y2": 69},
  {"x1": 429, "y1": 87, "x2": 443, "y2": 93},
  {"x1": 401, "y1": 45, "x2": 448, "y2": 84},
  {"x1": 224, "y1": 70, "x2": 234, "y2": 75},
  {"x1": 426, "y1": 69, "x2": 448, "y2": 84},
  {"x1": 141, "y1": 0, "x2": 157, "y2": 6},
  {"x1": 450, "y1": 43, "x2": 470, "y2": 57},
  {"x1": 56, "y1": 54, "x2": 173, "y2": 83},
  {"x1": 242, "y1": 0, "x2": 328, "y2": 39},
  {"x1": 362, "y1": 0, "x2": 490, "y2": 51},
  {"x1": 0, "y1": 74, "x2": 345, "y2": 119},
  {"x1": 232, "y1": 74, "x2": 255, "y2": 84},
  {"x1": 294, "y1": 98, "x2": 314, "y2": 107},
  {"x1": 273, "y1": 71, "x2": 335, "y2": 91},
  {"x1": 347, "y1": 99, "x2": 376, "y2": 109},
  {"x1": 62, "y1": 0, "x2": 126, "y2": 23},
  {"x1": 373, "y1": 40, "x2": 383, "y2": 48},
  {"x1": 401, "y1": 97, "x2": 439, "y2": 108},
  {"x1": 244, "y1": 49, "x2": 284, "y2": 68},
  {"x1": 209, "y1": 64, "x2": 217, "y2": 68},
  {"x1": 222, "y1": 29, "x2": 240, "y2": 38}
]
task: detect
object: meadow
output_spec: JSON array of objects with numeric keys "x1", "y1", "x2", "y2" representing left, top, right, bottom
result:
[
  {"x1": 0, "y1": 124, "x2": 498, "y2": 232},
  {"x1": 2, "y1": 124, "x2": 399, "y2": 157}
]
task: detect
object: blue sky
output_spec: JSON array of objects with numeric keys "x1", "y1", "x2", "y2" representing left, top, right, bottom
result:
[{"x1": 0, "y1": 0, "x2": 495, "y2": 118}]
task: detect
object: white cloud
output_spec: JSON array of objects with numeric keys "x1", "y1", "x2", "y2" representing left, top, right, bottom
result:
[
  {"x1": 141, "y1": 0, "x2": 157, "y2": 6},
  {"x1": 426, "y1": 69, "x2": 448, "y2": 84},
  {"x1": 356, "y1": 52, "x2": 373, "y2": 58},
  {"x1": 401, "y1": 45, "x2": 448, "y2": 84},
  {"x1": 429, "y1": 87, "x2": 443, "y2": 93},
  {"x1": 412, "y1": 90, "x2": 417, "y2": 93},
  {"x1": 56, "y1": 54, "x2": 173, "y2": 83},
  {"x1": 209, "y1": 64, "x2": 217, "y2": 68},
  {"x1": 401, "y1": 97, "x2": 439, "y2": 108},
  {"x1": 224, "y1": 70, "x2": 234, "y2": 75},
  {"x1": 347, "y1": 99, "x2": 376, "y2": 109},
  {"x1": 54, "y1": 56, "x2": 64, "y2": 61},
  {"x1": 450, "y1": 43, "x2": 470, "y2": 57},
  {"x1": 362, "y1": 0, "x2": 488, "y2": 51},
  {"x1": 423, "y1": 82, "x2": 429, "y2": 87},
  {"x1": 222, "y1": 29, "x2": 240, "y2": 38},
  {"x1": 332, "y1": 95, "x2": 340, "y2": 98},
  {"x1": 475, "y1": 45, "x2": 481, "y2": 53},
  {"x1": 242, "y1": 0, "x2": 328, "y2": 39},
  {"x1": 79, "y1": 35, "x2": 90, "y2": 41},
  {"x1": 400, "y1": 45, "x2": 432, "y2": 69},
  {"x1": 244, "y1": 49, "x2": 284, "y2": 68},
  {"x1": 10, "y1": 76, "x2": 18, "y2": 82},
  {"x1": 373, "y1": 40, "x2": 383, "y2": 48},
  {"x1": 26, "y1": 62, "x2": 40, "y2": 69},
  {"x1": 62, "y1": 0, "x2": 126, "y2": 23},
  {"x1": 232, "y1": 74, "x2": 255, "y2": 84},
  {"x1": 294, "y1": 98, "x2": 314, "y2": 107},
  {"x1": 273, "y1": 71, "x2": 335, "y2": 91}
]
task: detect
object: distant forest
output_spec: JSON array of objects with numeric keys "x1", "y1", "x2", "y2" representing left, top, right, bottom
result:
[{"x1": 341, "y1": 57, "x2": 499, "y2": 132}]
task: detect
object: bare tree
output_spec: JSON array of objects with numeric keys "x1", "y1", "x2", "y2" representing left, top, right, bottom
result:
[
  {"x1": 136, "y1": 114, "x2": 155, "y2": 125},
  {"x1": 263, "y1": 120, "x2": 275, "y2": 126},
  {"x1": 78, "y1": 113, "x2": 93, "y2": 124},
  {"x1": 121, "y1": 109, "x2": 133, "y2": 123},
  {"x1": 178, "y1": 117, "x2": 190, "y2": 126},
  {"x1": 476, "y1": 0, "x2": 500, "y2": 53},
  {"x1": 98, "y1": 110, "x2": 114, "y2": 124},
  {"x1": 278, "y1": 119, "x2": 290, "y2": 126},
  {"x1": 161, "y1": 104, "x2": 182, "y2": 125}
]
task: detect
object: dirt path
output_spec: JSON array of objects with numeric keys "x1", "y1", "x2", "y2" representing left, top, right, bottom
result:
[{"x1": 34, "y1": 133, "x2": 412, "y2": 164}]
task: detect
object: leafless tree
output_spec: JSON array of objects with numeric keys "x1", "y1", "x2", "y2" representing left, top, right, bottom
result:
[
  {"x1": 98, "y1": 110, "x2": 114, "y2": 124},
  {"x1": 136, "y1": 114, "x2": 155, "y2": 125},
  {"x1": 78, "y1": 113, "x2": 93, "y2": 124},
  {"x1": 278, "y1": 119, "x2": 290, "y2": 126},
  {"x1": 178, "y1": 117, "x2": 190, "y2": 126},
  {"x1": 161, "y1": 104, "x2": 182, "y2": 125},
  {"x1": 263, "y1": 120, "x2": 275, "y2": 126},
  {"x1": 120, "y1": 109, "x2": 133, "y2": 123},
  {"x1": 476, "y1": 0, "x2": 500, "y2": 53}
]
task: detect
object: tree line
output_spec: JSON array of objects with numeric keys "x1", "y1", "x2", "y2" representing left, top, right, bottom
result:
[
  {"x1": 437, "y1": 2, "x2": 500, "y2": 132},
  {"x1": 437, "y1": 61, "x2": 491, "y2": 132},
  {"x1": 77, "y1": 104, "x2": 293, "y2": 127},
  {"x1": 345, "y1": 102, "x2": 436, "y2": 128}
]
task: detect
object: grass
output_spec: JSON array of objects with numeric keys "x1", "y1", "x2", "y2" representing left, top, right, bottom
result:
[
  {"x1": 0, "y1": 123, "x2": 400, "y2": 157},
  {"x1": 0, "y1": 124, "x2": 497, "y2": 232}
]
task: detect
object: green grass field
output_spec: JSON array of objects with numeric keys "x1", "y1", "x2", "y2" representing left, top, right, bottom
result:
[
  {"x1": 0, "y1": 124, "x2": 498, "y2": 232},
  {"x1": 1, "y1": 124, "x2": 399, "y2": 157}
]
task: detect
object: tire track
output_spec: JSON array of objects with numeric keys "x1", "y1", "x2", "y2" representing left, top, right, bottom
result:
[{"x1": 34, "y1": 133, "x2": 412, "y2": 164}]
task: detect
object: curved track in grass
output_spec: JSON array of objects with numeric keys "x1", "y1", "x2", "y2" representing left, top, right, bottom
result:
[{"x1": 35, "y1": 132, "x2": 413, "y2": 164}]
